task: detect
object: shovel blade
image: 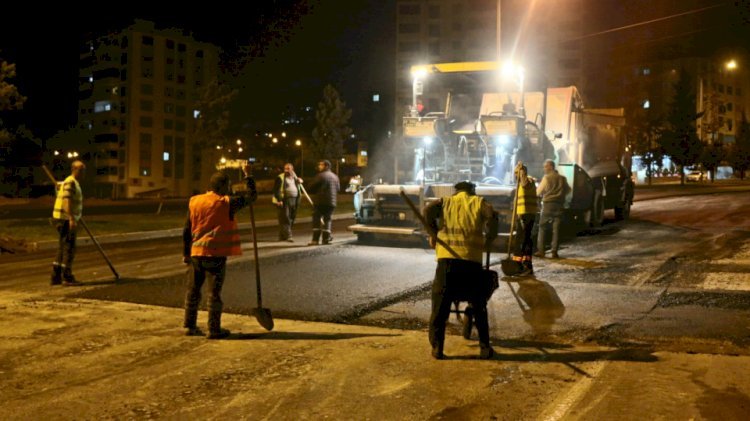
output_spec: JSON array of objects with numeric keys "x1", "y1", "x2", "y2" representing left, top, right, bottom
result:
[
  {"x1": 252, "y1": 307, "x2": 274, "y2": 331},
  {"x1": 501, "y1": 259, "x2": 524, "y2": 276}
]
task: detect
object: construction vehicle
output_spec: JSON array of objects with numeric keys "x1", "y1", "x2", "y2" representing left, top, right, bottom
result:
[{"x1": 348, "y1": 61, "x2": 634, "y2": 242}]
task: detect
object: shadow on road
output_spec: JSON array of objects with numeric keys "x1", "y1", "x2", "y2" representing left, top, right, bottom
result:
[{"x1": 226, "y1": 331, "x2": 401, "y2": 341}]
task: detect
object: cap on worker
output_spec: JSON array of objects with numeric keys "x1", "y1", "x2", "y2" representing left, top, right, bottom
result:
[{"x1": 454, "y1": 181, "x2": 476, "y2": 193}]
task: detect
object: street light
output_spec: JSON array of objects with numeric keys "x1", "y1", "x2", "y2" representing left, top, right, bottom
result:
[
  {"x1": 726, "y1": 59, "x2": 738, "y2": 70},
  {"x1": 501, "y1": 60, "x2": 526, "y2": 115},
  {"x1": 295, "y1": 139, "x2": 303, "y2": 176},
  {"x1": 272, "y1": 137, "x2": 278, "y2": 144},
  {"x1": 236, "y1": 139, "x2": 242, "y2": 145},
  {"x1": 281, "y1": 132, "x2": 287, "y2": 138}
]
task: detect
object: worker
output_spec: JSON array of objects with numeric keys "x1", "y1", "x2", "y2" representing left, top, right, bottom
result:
[
  {"x1": 535, "y1": 159, "x2": 571, "y2": 259},
  {"x1": 513, "y1": 162, "x2": 539, "y2": 275},
  {"x1": 424, "y1": 181, "x2": 498, "y2": 359},
  {"x1": 182, "y1": 165, "x2": 257, "y2": 339},
  {"x1": 50, "y1": 160, "x2": 86, "y2": 286},
  {"x1": 306, "y1": 160, "x2": 340, "y2": 246},
  {"x1": 272, "y1": 163, "x2": 302, "y2": 242}
]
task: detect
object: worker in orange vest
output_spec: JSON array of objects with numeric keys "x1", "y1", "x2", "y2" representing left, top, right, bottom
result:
[{"x1": 182, "y1": 164, "x2": 257, "y2": 339}]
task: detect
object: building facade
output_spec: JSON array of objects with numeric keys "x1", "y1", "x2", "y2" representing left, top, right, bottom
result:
[{"x1": 77, "y1": 20, "x2": 219, "y2": 198}]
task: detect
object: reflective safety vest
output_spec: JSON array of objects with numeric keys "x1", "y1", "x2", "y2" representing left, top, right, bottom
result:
[
  {"x1": 436, "y1": 191, "x2": 486, "y2": 263},
  {"x1": 516, "y1": 179, "x2": 539, "y2": 215},
  {"x1": 52, "y1": 175, "x2": 83, "y2": 221},
  {"x1": 189, "y1": 192, "x2": 242, "y2": 257},
  {"x1": 272, "y1": 173, "x2": 300, "y2": 205}
]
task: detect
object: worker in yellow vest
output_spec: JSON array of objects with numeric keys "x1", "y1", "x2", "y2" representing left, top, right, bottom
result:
[
  {"x1": 182, "y1": 164, "x2": 257, "y2": 339},
  {"x1": 424, "y1": 181, "x2": 498, "y2": 359},
  {"x1": 513, "y1": 162, "x2": 539, "y2": 275},
  {"x1": 51, "y1": 160, "x2": 86, "y2": 286}
]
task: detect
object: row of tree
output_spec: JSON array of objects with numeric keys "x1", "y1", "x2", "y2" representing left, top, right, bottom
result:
[{"x1": 628, "y1": 69, "x2": 750, "y2": 185}]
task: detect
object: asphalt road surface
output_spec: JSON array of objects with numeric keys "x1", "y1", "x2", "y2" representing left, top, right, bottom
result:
[{"x1": 2, "y1": 191, "x2": 750, "y2": 356}]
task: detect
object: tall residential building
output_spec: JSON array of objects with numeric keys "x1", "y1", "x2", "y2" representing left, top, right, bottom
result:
[
  {"x1": 394, "y1": 0, "x2": 588, "y2": 130},
  {"x1": 77, "y1": 20, "x2": 219, "y2": 198}
]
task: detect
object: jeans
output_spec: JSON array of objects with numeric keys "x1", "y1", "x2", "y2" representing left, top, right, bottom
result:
[
  {"x1": 537, "y1": 202, "x2": 563, "y2": 253},
  {"x1": 184, "y1": 256, "x2": 227, "y2": 332},
  {"x1": 277, "y1": 197, "x2": 298, "y2": 240},
  {"x1": 311, "y1": 205, "x2": 335, "y2": 242},
  {"x1": 54, "y1": 219, "x2": 77, "y2": 270}
]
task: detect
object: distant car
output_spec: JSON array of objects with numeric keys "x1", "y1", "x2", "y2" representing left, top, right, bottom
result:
[{"x1": 686, "y1": 171, "x2": 704, "y2": 182}]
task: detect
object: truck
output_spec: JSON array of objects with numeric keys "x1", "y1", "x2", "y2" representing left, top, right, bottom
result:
[{"x1": 348, "y1": 61, "x2": 634, "y2": 242}]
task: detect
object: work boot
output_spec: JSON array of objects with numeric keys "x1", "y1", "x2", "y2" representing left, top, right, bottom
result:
[
  {"x1": 50, "y1": 264, "x2": 62, "y2": 286},
  {"x1": 479, "y1": 345, "x2": 496, "y2": 360},
  {"x1": 207, "y1": 328, "x2": 231, "y2": 340},
  {"x1": 322, "y1": 231, "x2": 333, "y2": 245},
  {"x1": 309, "y1": 230, "x2": 321, "y2": 246},
  {"x1": 550, "y1": 251, "x2": 560, "y2": 259},
  {"x1": 534, "y1": 251, "x2": 545, "y2": 258},
  {"x1": 207, "y1": 311, "x2": 230, "y2": 339},
  {"x1": 431, "y1": 342, "x2": 445, "y2": 360},
  {"x1": 62, "y1": 268, "x2": 81, "y2": 286},
  {"x1": 185, "y1": 326, "x2": 204, "y2": 336},
  {"x1": 518, "y1": 262, "x2": 534, "y2": 276},
  {"x1": 462, "y1": 306, "x2": 474, "y2": 340}
]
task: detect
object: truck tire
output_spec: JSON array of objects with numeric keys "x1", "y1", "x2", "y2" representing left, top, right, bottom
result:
[
  {"x1": 614, "y1": 200, "x2": 631, "y2": 221},
  {"x1": 590, "y1": 190, "x2": 604, "y2": 227}
]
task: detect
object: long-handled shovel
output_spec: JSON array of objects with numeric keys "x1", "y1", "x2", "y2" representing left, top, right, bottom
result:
[
  {"x1": 42, "y1": 165, "x2": 120, "y2": 281},
  {"x1": 248, "y1": 201, "x2": 274, "y2": 331},
  {"x1": 501, "y1": 176, "x2": 524, "y2": 276},
  {"x1": 299, "y1": 184, "x2": 314, "y2": 207}
]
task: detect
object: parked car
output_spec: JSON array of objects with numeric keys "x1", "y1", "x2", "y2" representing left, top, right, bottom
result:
[{"x1": 686, "y1": 170, "x2": 705, "y2": 182}]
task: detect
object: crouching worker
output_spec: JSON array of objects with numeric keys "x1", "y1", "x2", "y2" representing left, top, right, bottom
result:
[
  {"x1": 182, "y1": 164, "x2": 257, "y2": 339},
  {"x1": 424, "y1": 181, "x2": 498, "y2": 359}
]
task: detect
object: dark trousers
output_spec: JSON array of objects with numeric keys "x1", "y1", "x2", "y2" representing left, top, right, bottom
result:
[
  {"x1": 538, "y1": 202, "x2": 563, "y2": 253},
  {"x1": 514, "y1": 214, "x2": 535, "y2": 258},
  {"x1": 311, "y1": 205, "x2": 335, "y2": 242},
  {"x1": 277, "y1": 197, "x2": 298, "y2": 240},
  {"x1": 430, "y1": 259, "x2": 491, "y2": 350},
  {"x1": 54, "y1": 219, "x2": 77, "y2": 272},
  {"x1": 184, "y1": 256, "x2": 227, "y2": 332}
]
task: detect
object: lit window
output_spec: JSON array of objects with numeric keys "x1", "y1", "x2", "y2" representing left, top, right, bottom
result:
[
  {"x1": 88, "y1": 76, "x2": 94, "y2": 83},
  {"x1": 193, "y1": 110, "x2": 200, "y2": 119},
  {"x1": 360, "y1": 151, "x2": 368, "y2": 156},
  {"x1": 373, "y1": 94, "x2": 380, "y2": 102},
  {"x1": 94, "y1": 101, "x2": 113, "y2": 113},
  {"x1": 642, "y1": 67, "x2": 651, "y2": 75},
  {"x1": 163, "y1": 152, "x2": 170, "y2": 161},
  {"x1": 642, "y1": 100, "x2": 650, "y2": 109}
]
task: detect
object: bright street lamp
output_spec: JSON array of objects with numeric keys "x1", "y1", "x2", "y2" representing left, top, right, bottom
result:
[
  {"x1": 726, "y1": 59, "x2": 738, "y2": 70},
  {"x1": 236, "y1": 139, "x2": 242, "y2": 145},
  {"x1": 272, "y1": 138, "x2": 278, "y2": 144},
  {"x1": 295, "y1": 139, "x2": 303, "y2": 176},
  {"x1": 501, "y1": 60, "x2": 526, "y2": 115}
]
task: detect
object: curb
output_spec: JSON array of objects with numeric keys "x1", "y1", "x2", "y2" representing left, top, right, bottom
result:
[{"x1": 32, "y1": 213, "x2": 354, "y2": 252}]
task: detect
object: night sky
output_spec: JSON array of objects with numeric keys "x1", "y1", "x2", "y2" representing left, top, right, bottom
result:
[{"x1": 0, "y1": 1, "x2": 395, "y2": 138}]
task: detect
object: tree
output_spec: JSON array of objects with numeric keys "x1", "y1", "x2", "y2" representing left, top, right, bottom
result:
[
  {"x1": 728, "y1": 116, "x2": 750, "y2": 179},
  {"x1": 627, "y1": 114, "x2": 664, "y2": 185},
  {"x1": 698, "y1": 143, "x2": 725, "y2": 182},
  {"x1": 0, "y1": 58, "x2": 25, "y2": 112},
  {"x1": 192, "y1": 78, "x2": 237, "y2": 149},
  {"x1": 658, "y1": 69, "x2": 703, "y2": 185},
  {"x1": 311, "y1": 84, "x2": 352, "y2": 163}
]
